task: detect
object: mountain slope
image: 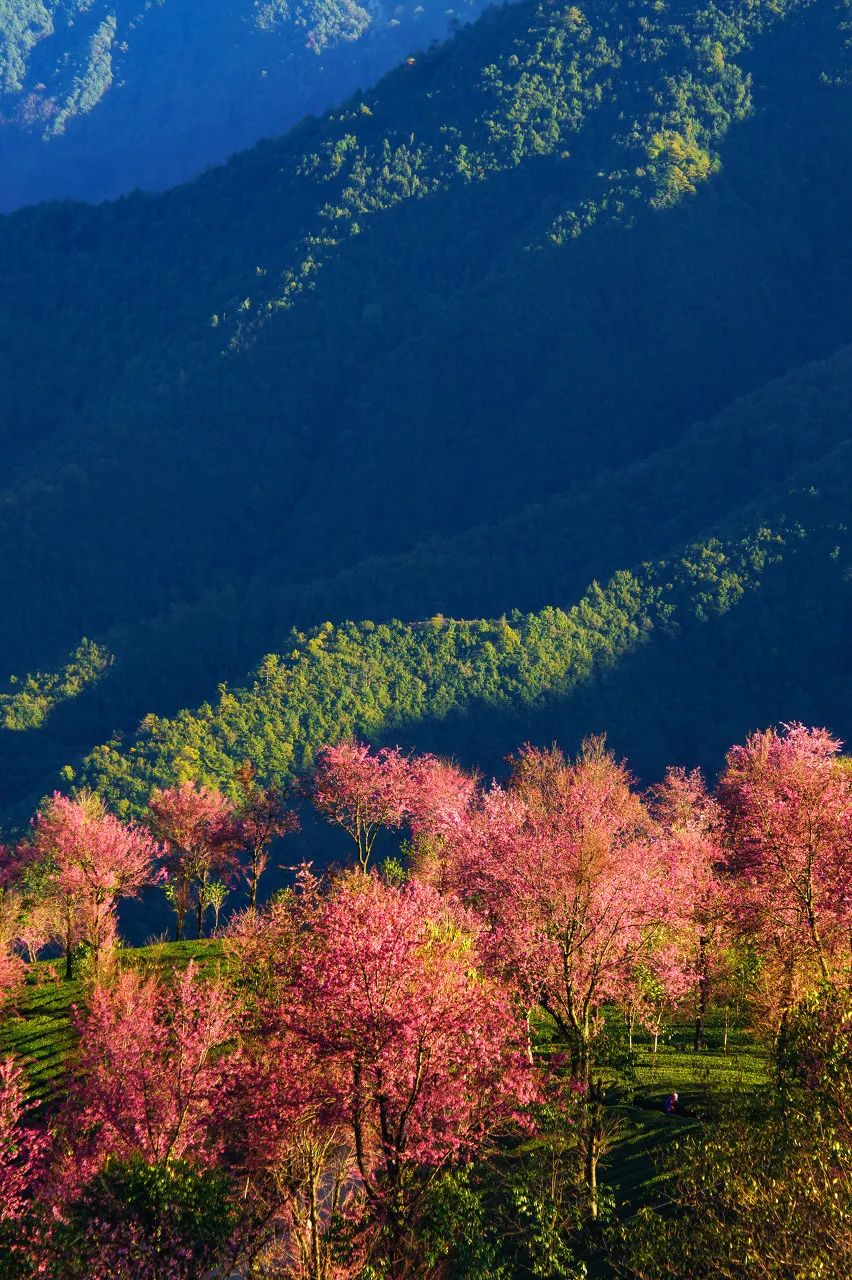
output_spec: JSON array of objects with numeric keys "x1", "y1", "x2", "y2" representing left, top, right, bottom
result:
[
  {"x1": 78, "y1": 490, "x2": 852, "y2": 817},
  {"x1": 0, "y1": 0, "x2": 850, "y2": 820},
  {"x1": 3, "y1": 292, "x2": 852, "y2": 819},
  {"x1": 0, "y1": 0, "x2": 849, "y2": 666},
  {"x1": 0, "y1": 0, "x2": 493, "y2": 209}
]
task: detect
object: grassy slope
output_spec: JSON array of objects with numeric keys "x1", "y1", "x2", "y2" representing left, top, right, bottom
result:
[
  {"x1": 0, "y1": 941, "x2": 224, "y2": 1101},
  {"x1": 0, "y1": 940, "x2": 769, "y2": 1280}
]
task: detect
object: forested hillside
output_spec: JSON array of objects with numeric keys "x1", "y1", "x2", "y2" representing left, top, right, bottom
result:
[
  {"x1": 0, "y1": 0, "x2": 850, "y2": 822},
  {"x1": 0, "y1": 0, "x2": 492, "y2": 209}
]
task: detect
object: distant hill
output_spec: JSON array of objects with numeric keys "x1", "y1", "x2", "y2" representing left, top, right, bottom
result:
[
  {"x1": 0, "y1": 0, "x2": 492, "y2": 209},
  {"x1": 0, "y1": 0, "x2": 850, "y2": 822}
]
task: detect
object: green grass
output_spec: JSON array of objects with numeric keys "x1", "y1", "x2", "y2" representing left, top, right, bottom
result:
[
  {"x1": 0, "y1": 939, "x2": 225, "y2": 1101},
  {"x1": 1, "y1": 953, "x2": 774, "y2": 1279},
  {"x1": 597, "y1": 1022, "x2": 768, "y2": 1229},
  {"x1": 579, "y1": 1023, "x2": 771, "y2": 1276}
]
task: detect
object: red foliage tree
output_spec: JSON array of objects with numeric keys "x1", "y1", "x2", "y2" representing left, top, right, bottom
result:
[
  {"x1": 250, "y1": 872, "x2": 534, "y2": 1271},
  {"x1": 148, "y1": 783, "x2": 240, "y2": 939},
  {"x1": 719, "y1": 724, "x2": 852, "y2": 1039},
  {"x1": 234, "y1": 761, "x2": 300, "y2": 909},
  {"x1": 33, "y1": 792, "x2": 160, "y2": 978},
  {"x1": 68, "y1": 963, "x2": 236, "y2": 1176}
]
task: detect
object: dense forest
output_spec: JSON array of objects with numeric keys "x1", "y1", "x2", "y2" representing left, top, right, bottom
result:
[
  {"x1": 0, "y1": 0, "x2": 493, "y2": 208},
  {"x1": 1, "y1": 731, "x2": 851, "y2": 1277},
  {"x1": 0, "y1": 0, "x2": 850, "y2": 830}
]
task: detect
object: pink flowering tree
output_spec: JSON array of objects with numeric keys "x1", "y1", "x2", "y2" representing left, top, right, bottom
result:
[
  {"x1": 0, "y1": 842, "x2": 37, "y2": 892},
  {"x1": 231, "y1": 1018, "x2": 363, "y2": 1280},
  {"x1": 148, "y1": 783, "x2": 240, "y2": 939},
  {"x1": 718, "y1": 724, "x2": 852, "y2": 1042},
  {"x1": 255, "y1": 872, "x2": 534, "y2": 1272},
  {"x1": 429, "y1": 742, "x2": 685, "y2": 1220},
  {"x1": 0, "y1": 1056, "x2": 50, "y2": 1270},
  {"x1": 436, "y1": 742, "x2": 677, "y2": 1082},
  {"x1": 44, "y1": 967, "x2": 240, "y2": 1280},
  {"x1": 405, "y1": 756, "x2": 477, "y2": 841},
  {"x1": 311, "y1": 741, "x2": 476, "y2": 879},
  {"x1": 67, "y1": 963, "x2": 237, "y2": 1175},
  {"x1": 0, "y1": 890, "x2": 25, "y2": 1011},
  {"x1": 1, "y1": 843, "x2": 51, "y2": 978},
  {"x1": 0, "y1": 944, "x2": 24, "y2": 1015},
  {"x1": 651, "y1": 767, "x2": 727, "y2": 1050},
  {"x1": 233, "y1": 762, "x2": 300, "y2": 909},
  {"x1": 627, "y1": 940, "x2": 696, "y2": 1063},
  {"x1": 15, "y1": 895, "x2": 58, "y2": 968},
  {"x1": 33, "y1": 792, "x2": 160, "y2": 978},
  {"x1": 311, "y1": 742, "x2": 418, "y2": 872}
]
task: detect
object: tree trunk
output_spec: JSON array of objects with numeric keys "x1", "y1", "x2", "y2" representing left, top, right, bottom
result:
[
  {"x1": 586, "y1": 1130, "x2": 599, "y2": 1221},
  {"x1": 92, "y1": 902, "x2": 104, "y2": 975},
  {"x1": 582, "y1": 1091, "x2": 603, "y2": 1223},
  {"x1": 64, "y1": 942, "x2": 73, "y2": 981},
  {"x1": 694, "y1": 934, "x2": 709, "y2": 1051},
  {"x1": 308, "y1": 1148, "x2": 322, "y2": 1280},
  {"x1": 775, "y1": 958, "x2": 796, "y2": 1075}
]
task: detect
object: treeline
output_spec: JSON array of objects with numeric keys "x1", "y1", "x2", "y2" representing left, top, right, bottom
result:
[
  {"x1": 1, "y1": 730, "x2": 850, "y2": 1277},
  {"x1": 0, "y1": 643, "x2": 111, "y2": 734},
  {"x1": 73, "y1": 513, "x2": 850, "y2": 827}
]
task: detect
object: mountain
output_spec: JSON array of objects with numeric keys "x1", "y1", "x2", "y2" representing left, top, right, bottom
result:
[
  {"x1": 0, "y1": 0, "x2": 850, "y2": 822},
  {"x1": 0, "y1": 0, "x2": 493, "y2": 209}
]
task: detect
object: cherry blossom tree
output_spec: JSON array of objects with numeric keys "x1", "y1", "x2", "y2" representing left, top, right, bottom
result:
[
  {"x1": 148, "y1": 783, "x2": 240, "y2": 939},
  {"x1": 311, "y1": 741, "x2": 476, "y2": 879},
  {"x1": 234, "y1": 761, "x2": 300, "y2": 909},
  {"x1": 629, "y1": 940, "x2": 696, "y2": 1064},
  {"x1": 435, "y1": 742, "x2": 675, "y2": 1082},
  {"x1": 718, "y1": 724, "x2": 852, "y2": 1042},
  {"x1": 0, "y1": 1055, "x2": 50, "y2": 1268},
  {"x1": 311, "y1": 742, "x2": 418, "y2": 872},
  {"x1": 233, "y1": 1030, "x2": 362, "y2": 1280},
  {"x1": 254, "y1": 872, "x2": 534, "y2": 1273},
  {"x1": 1, "y1": 843, "x2": 48, "y2": 980},
  {"x1": 0, "y1": 946, "x2": 23, "y2": 1014},
  {"x1": 15, "y1": 894, "x2": 57, "y2": 968},
  {"x1": 33, "y1": 791, "x2": 160, "y2": 977},
  {"x1": 0, "y1": 890, "x2": 25, "y2": 1011},
  {"x1": 651, "y1": 767, "x2": 727, "y2": 1050},
  {"x1": 425, "y1": 740, "x2": 690, "y2": 1221},
  {"x1": 405, "y1": 756, "x2": 477, "y2": 842},
  {"x1": 0, "y1": 842, "x2": 36, "y2": 892},
  {"x1": 68, "y1": 963, "x2": 237, "y2": 1174}
]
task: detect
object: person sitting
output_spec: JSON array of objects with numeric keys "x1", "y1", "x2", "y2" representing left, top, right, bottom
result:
[{"x1": 664, "y1": 1091, "x2": 679, "y2": 1116}]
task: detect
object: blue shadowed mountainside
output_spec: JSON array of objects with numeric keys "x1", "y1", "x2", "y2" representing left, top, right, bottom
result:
[{"x1": 0, "y1": 0, "x2": 849, "y2": 830}]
